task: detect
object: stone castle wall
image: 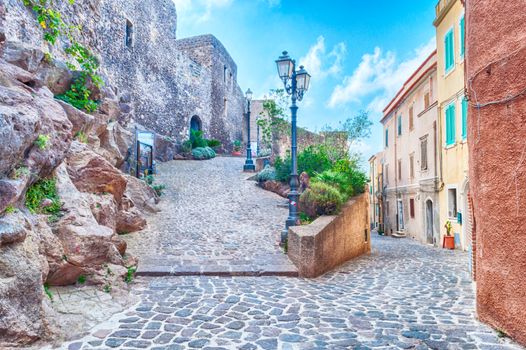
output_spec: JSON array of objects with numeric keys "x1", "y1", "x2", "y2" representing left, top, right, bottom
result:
[{"x1": 2, "y1": 0, "x2": 244, "y2": 150}]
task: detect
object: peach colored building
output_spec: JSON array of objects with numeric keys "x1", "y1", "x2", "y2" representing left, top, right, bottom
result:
[
  {"x1": 380, "y1": 51, "x2": 440, "y2": 245},
  {"x1": 369, "y1": 152, "x2": 384, "y2": 232},
  {"x1": 466, "y1": 0, "x2": 526, "y2": 345}
]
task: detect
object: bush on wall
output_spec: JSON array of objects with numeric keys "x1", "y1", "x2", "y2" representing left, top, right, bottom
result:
[{"x1": 299, "y1": 182, "x2": 344, "y2": 219}]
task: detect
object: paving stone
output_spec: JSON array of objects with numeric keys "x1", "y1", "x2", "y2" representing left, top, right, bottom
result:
[
  {"x1": 124, "y1": 339, "x2": 152, "y2": 348},
  {"x1": 105, "y1": 338, "x2": 126, "y2": 348},
  {"x1": 109, "y1": 329, "x2": 141, "y2": 338}
]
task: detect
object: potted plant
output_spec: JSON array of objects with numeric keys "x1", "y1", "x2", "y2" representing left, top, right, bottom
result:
[
  {"x1": 232, "y1": 140, "x2": 242, "y2": 156},
  {"x1": 443, "y1": 220, "x2": 455, "y2": 249}
]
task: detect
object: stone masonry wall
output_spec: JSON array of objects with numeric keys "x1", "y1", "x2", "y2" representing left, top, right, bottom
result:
[
  {"x1": 466, "y1": 0, "x2": 526, "y2": 345},
  {"x1": 3, "y1": 0, "x2": 244, "y2": 150},
  {"x1": 288, "y1": 192, "x2": 371, "y2": 278}
]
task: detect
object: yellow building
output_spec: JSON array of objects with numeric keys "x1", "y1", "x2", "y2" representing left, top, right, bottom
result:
[
  {"x1": 434, "y1": 0, "x2": 470, "y2": 250},
  {"x1": 368, "y1": 152, "x2": 384, "y2": 233}
]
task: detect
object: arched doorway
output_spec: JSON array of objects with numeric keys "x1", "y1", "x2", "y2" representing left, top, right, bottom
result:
[
  {"x1": 190, "y1": 115, "x2": 202, "y2": 134},
  {"x1": 426, "y1": 199, "x2": 434, "y2": 244}
]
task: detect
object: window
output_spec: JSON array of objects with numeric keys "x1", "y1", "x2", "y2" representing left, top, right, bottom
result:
[
  {"x1": 397, "y1": 159, "x2": 402, "y2": 180},
  {"x1": 125, "y1": 19, "x2": 133, "y2": 48},
  {"x1": 424, "y1": 92, "x2": 430, "y2": 109},
  {"x1": 384, "y1": 164, "x2": 389, "y2": 184},
  {"x1": 460, "y1": 15, "x2": 465, "y2": 59},
  {"x1": 430, "y1": 76, "x2": 434, "y2": 101},
  {"x1": 223, "y1": 65, "x2": 227, "y2": 83},
  {"x1": 409, "y1": 198, "x2": 415, "y2": 218},
  {"x1": 224, "y1": 98, "x2": 228, "y2": 116},
  {"x1": 448, "y1": 188, "x2": 458, "y2": 218},
  {"x1": 444, "y1": 28, "x2": 455, "y2": 73},
  {"x1": 445, "y1": 102, "x2": 456, "y2": 146},
  {"x1": 410, "y1": 154, "x2": 414, "y2": 179},
  {"x1": 462, "y1": 97, "x2": 468, "y2": 139},
  {"x1": 409, "y1": 105, "x2": 414, "y2": 131},
  {"x1": 385, "y1": 128, "x2": 389, "y2": 148},
  {"x1": 420, "y1": 136, "x2": 428, "y2": 170},
  {"x1": 386, "y1": 201, "x2": 390, "y2": 215},
  {"x1": 397, "y1": 115, "x2": 402, "y2": 136}
]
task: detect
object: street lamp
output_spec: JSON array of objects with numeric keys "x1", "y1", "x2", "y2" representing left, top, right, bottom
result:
[
  {"x1": 275, "y1": 51, "x2": 311, "y2": 245},
  {"x1": 243, "y1": 88, "x2": 256, "y2": 172}
]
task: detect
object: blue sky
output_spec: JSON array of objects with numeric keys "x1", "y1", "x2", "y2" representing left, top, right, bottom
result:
[{"x1": 173, "y1": 0, "x2": 437, "y2": 157}]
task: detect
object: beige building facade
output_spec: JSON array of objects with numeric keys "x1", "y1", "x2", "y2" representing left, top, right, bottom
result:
[
  {"x1": 369, "y1": 153, "x2": 384, "y2": 232},
  {"x1": 380, "y1": 51, "x2": 440, "y2": 245},
  {"x1": 434, "y1": 0, "x2": 470, "y2": 251}
]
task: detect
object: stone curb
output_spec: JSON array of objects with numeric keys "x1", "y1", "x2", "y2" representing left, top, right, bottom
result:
[{"x1": 136, "y1": 264, "x2": 299, "y2": 277}]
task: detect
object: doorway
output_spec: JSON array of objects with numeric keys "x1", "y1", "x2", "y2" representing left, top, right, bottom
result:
[
  {"x1": 426, "y1": 199, "x2": 434, "y2": 244},
  {"x1": 397, "y1": 199, "x2": 404, "y2": 231},
  {"x1": 190, "y1": 115, "x2": 202, "y2": 134}
]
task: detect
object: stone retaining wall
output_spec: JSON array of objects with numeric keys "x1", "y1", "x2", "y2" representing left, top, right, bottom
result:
[{"x1": 288, "y1": 192, "x2": 370, "y2": 278}]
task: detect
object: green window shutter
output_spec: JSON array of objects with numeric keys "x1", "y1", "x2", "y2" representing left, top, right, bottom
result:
[
  {"x1": 446, "y1": 104, "x2": 456, "y2": 145},
  {"x1": 385, "y1": 129, "x2": 389, "y2": 147},
  {"x1": 462, "y1": 97, "x2": 468, "y2": 139},
  {"x1": 460, "y1": 16, "x2": 465, "y2": 58},
  {"x1": 398, "y1": 115, "x2": 402, "y2": 135},
  {"x1": 445, "y1": 30, "x2": 455, "y2": 73}
]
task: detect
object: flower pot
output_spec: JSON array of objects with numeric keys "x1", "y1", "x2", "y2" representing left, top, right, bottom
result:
[
  {"x1": 443, "y1": 235, "x2": 455, "y2": 249},
  {"x1": 231, "y1": 151, "x2": 242, "y2": 156}
]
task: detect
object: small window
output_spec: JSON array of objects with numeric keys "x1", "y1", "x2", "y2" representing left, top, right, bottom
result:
[
  {"x1": 397, "y1": 159, "x2": 402, "y2": 180},
  {"x1": 384, "y1": 164, "x2": 389, "y2": 184},
  {"x1": 224, "y1": 98, "x2": 228, "y2": 116},
  {"x1": 397, "y1": 115, "x2": 402, "y2": 136},
  {"x1": 409, "y1": 198, "x2": 415, "y2": 218},
  {"x1": 424, "y1": 92, "x2": 430, "y2": 109},
  {"x1": 386, "y1": 201, "x2": 390, "y2": 214},
  {"x1": 462, "y1": 97, "x2": 468, "y2": 139},
  {"x1": 409, "y1": 105, "x2": 414, "y2": 131},
  {"x1": 385, "y1": 128, "x2": 389, "y2": 148},
  {"x1": 125, "y1": 19, "x2": 133, "y2": 48},
  {"x1": 409, "y1": 154, "x2": 414, "y2": 179},
  {"x1": 445, "y1": 102, "x2": 456, "y2": 145},
  {"x1": 445, "y1": 28, "x2": 455, "y2": 73},
  {"x1": 420, "y1": 137, "x2": 428, "y2": 170},
  {"x1": 448, "y1": 188, "x2": 458, "y2": 218},
  {"x1": 430, "y1": 76, "x2": 434, "y2": 101},
  {"x1": 223, "y1": 65, "x2": 227, "y2": 83}
]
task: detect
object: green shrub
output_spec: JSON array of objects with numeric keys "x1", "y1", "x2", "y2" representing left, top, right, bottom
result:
[
  {"x1": 152, "y1": 184, "x2": 166, "y2": 196},
  {"x1": 56, "y1": 73, "x2": 98, "y2": 113},
  {"x1": 124, "y1": 266, "x2": 136, "y2": 284},
  {"x1": 25, "y1": 178, "x2": 61, "y2": 215},
  {"x1": 274, "y1": 156, "x2": 291, "y2": 182},
  {"x1": 192, "y1": 147, "x2": 215, "y2": 160},
  {"x1": 233, "y1": 140, "x2": 242, "y2": 152},
  {"x1": 3, "y1": 205, "x2": 16, "y2": 215},
  {"x1": 190, "y1": 130, "x2": 207, "y2": 149},
  {"x1": 75, "y1": 131, "x2": 88, "y2": 143},
  {"x1": 299, "y1": 182, "x2": 344, "y2": 219},
  {"x1": 297, "y1": 145, "x2": 333, "y2": 176},
  {"x1": 35, "y1": 134, "x2": 50, "y2": 150},
  {"x1": 181, "y1": 140, "x2": 193, "y2": 154},
  {"x1": 206, "y1": 139, "x2": 221, "y2": 149},
  {"x1": 314, "y1": 170, "x2": 354, "y2": 200},
  {"x1": 332, "y1": 159, "x2": 368, "y2": 195},
  {"x1": 256, "y1": 166, "x2": 276, "y2": 183},
  {"x1": 192, "y1": 147, "x2": 206, "y2": 160}
]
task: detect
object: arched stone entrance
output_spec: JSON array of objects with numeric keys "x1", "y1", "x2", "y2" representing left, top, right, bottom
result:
[
  {"x1": 425, "y1": 199, "x2": 434, "y2": 244},
  {"x1": 190, "y1": 115, "x2": 202, "y2": 134}
]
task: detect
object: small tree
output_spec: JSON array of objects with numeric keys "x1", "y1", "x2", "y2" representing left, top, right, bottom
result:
[{"x1": 256, "y1": 89, "x2": 289, "y2": 152}]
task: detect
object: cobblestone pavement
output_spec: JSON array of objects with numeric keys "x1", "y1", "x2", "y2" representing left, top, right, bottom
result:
[
  {"x1": 124, "y1": 157, "x2": 297, "y2": 276},
  {"x1": 62, "y1": 235, "x2": 522, "y2": 350}
]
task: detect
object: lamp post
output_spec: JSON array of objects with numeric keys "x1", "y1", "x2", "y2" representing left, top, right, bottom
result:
[
  {"x1": 275, "y1": 51, "x2": 311, "y2": 245},
  {"x1": 243, "y1": 88, "x2": 256, "y2": 172}
]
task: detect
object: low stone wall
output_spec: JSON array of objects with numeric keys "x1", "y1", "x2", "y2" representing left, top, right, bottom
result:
[{"x1": 288, "y1": 192, "x2": 370, "y2": 278}]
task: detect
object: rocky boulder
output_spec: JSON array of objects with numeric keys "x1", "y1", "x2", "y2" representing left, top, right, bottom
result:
[
  {"x1": 66, "y1": 141, "x2": 127, "y2": 203},
  {"x1": 57, "y1": 99, "x2": 95, "y2": 136},
  {"x1": 53, "y1": 163, "x2": 124, "y2": 270},
  {"x1": 0, "y1": 217, "x2": 48, "y2": 346},
  {"x1": 1, "y1": 40, "x2": 44, "y2": 73},
  {"x1": 155, "y1": 135, "x2": 178, "y2": 162},
  {"x1": 124, "y1": 175, "x2": 160, "y2": 213}
]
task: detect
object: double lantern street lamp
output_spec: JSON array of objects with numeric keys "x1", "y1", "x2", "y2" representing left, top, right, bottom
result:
[
  {"x1": 275, "y1": 51, "x2": 311, "y2": 245},
  {"x1": 243, "y1": 88, "x2": 256, "y2": 172}
]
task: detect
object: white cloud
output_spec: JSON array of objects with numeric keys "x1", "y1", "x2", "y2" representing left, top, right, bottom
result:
[
  {"x1": 263, "y1": 0, "x2": 281, "y2": 8},
  {"x1": 328, "y1": 37, "x2": 436, "y2": 111},
  {"x1": 299, "y1": 36, "x2": 347, "y2": 80},
  {"x1": 172, "y1": 0, "x2": 233, "y2": 23}
]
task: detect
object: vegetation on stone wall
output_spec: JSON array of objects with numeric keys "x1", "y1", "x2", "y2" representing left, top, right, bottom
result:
[
  {"x1": 22, "y1": 0, "x2": 103, "y2": 112},
  {"x1": 25, "y1": 177, "x2": 62, "y2": 219},
  {"x1": 257, "y1": 89, "x2": 289, "y2": 152}
]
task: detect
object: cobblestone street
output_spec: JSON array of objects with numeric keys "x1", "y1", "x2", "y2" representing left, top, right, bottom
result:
[
  {"x1": 124, "y1": 157, "x2": 297, "y2": 276},
  {"x1": 63, "y1": 234, "x2": 520, "y2": 349}
]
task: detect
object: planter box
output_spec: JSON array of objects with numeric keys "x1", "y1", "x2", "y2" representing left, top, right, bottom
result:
[{"x1": 288, "y1": 192, "x2": 371, "y2": 278}]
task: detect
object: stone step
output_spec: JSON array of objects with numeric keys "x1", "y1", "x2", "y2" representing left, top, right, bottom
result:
[{"x1": 136, "y1": 263, "x2": 299, "y2": 277}]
